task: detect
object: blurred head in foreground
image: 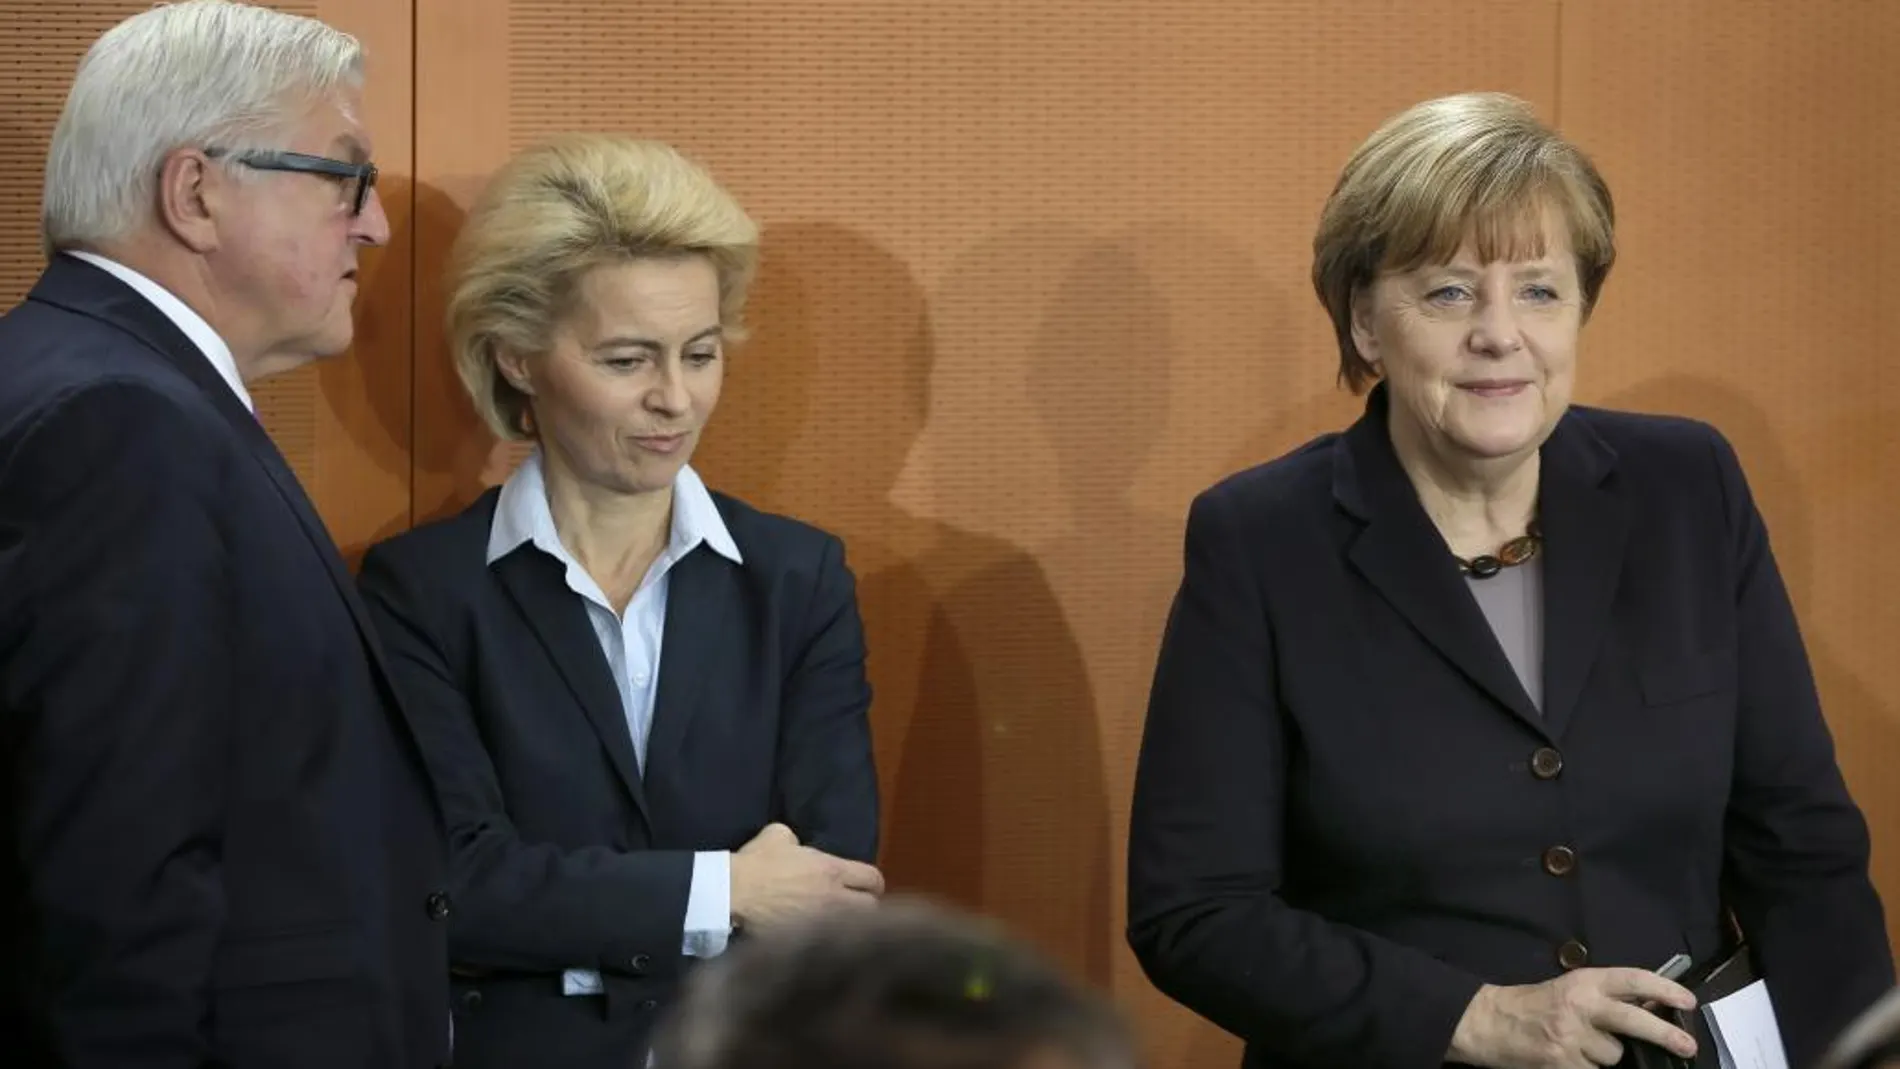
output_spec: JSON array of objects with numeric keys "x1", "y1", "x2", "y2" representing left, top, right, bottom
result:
[
  {"x1": 1819, "y1": 986, "x2": 1900, "y2": 1069},
  {"x1": 651, "y1": 898, "x2": 1140, "y2": 1069}
]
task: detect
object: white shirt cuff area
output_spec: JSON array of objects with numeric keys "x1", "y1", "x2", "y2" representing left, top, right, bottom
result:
[
  {"x1": 560, "y1": 851, "x2": 733, "y2": 998},
  {"x1": 682, "y1": 850, "x2": 733, "y2": 958}
]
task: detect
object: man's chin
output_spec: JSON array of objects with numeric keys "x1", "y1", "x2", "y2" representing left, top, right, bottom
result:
[{"x1": 250, "y1": 338, "x2": 351, "y2": 383}]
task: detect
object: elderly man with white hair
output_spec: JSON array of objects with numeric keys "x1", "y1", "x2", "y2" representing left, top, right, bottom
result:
[{"x1": 0, "y1": 3, "x2": 450, "y2": 1067}]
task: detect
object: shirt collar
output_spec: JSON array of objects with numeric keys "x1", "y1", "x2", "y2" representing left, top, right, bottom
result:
[
  {"x1": 486, "y1": 449, "x2": 743, "y2": 570},
  {"x1": 66, "y1": 251, "x2": 254, "y2": 412}
]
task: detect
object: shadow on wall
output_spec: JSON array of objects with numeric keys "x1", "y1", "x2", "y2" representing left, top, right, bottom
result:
[
  {"x1": 319, "y1": 171, "x2": 419, "y2": 565},
  {"x1": 697, "y1": 220, "x2": 1112, "y2": 984},
  {"x1": 1068, "y1": 224, "x2": 1339, "y2": 1069},
  {"x1": 402, "y1": 177, "x2": 533, "y2": 526},
  {"x1": 1599, "y1": 376, "x2": 1900, "y2": 952}
]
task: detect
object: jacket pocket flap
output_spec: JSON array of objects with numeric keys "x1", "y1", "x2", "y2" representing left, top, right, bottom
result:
[
  {"x1": 215, "y1": 926, "x2": 359, "y2": 989},
  {"x1": 1641, "y1": 649, "x2": 1738, "y2": 706}
]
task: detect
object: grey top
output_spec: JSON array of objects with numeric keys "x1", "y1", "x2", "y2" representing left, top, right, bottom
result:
[{"x1": 1466, "y1": 556, "x2": 1545, "y2": 712}]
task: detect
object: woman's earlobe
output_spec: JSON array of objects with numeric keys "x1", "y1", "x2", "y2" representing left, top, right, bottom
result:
[
  {"x1": 1350, "y1": 320, "x2": 1379, "y2": 369},
  {"x1": 1347, "y1": 288, "x2": 1384, "y2": 369}
]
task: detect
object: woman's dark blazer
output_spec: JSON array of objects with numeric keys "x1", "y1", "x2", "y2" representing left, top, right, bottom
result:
[
  {"x1": 1126, "y1": 384, "x2": 1891, "y2": 1069},
  {"x1": 356, "y1": 486, "x2": 879, "y2": 1069}
]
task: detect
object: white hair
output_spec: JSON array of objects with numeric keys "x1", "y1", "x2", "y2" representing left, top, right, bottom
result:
[{"x1": 41, "y1": 0, "x2": 363, "y2": 256}]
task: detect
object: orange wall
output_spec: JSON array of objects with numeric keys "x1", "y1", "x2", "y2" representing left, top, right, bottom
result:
[{"x1": 4, "y1": 2, "x2": 1896, "y2": 1065}]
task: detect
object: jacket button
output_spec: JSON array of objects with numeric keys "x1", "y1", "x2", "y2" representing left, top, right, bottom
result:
[
  {"x1": 630, "y1": 953, "x2": 651, "y2": 973},
  {"x1": 1542, "y1": 846, "x2": 1577, "y2": 877},
  {"x1": 1530, "y1": 747, "x2": 1563, "y2": 779},
  {"x1": 640, "y1": 998, "x2": 659, "y2": 1011},
  {"x1": 1557, "y1": 940, "x2": 1590, "y2": 969},
  {"x1": 425, "y1": 891, "x2": 452, "y2": 921},
  {"x1": 459, "y1": 989, "x2": 483, "y2": 1012}
]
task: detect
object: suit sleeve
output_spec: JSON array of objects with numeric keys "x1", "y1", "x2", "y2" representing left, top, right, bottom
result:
[
  {"x1": 356, "y1": 547, "x2": 694, "y2": 978},
  {"x1": 1708, "y1": 428, "x2": 1893, "y2": 1068},
  {"x1": 772, "y1": 534, "x2": 879, "y2": 864},
  {"x1": 1126, "y1": 486, "x2": 1483, "y2": 1069},
  {"x1": 0, "y1": 383, "x2": 235, "y2": 1069}
]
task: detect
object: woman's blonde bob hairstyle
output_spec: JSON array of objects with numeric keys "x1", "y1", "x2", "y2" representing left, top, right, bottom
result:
[
  {"x1": 1312, "y1": 92, "x2": 1616, "y2": 393},
  {"x1": 447, "y1": 134, "x2": 760, "y2": 440}
]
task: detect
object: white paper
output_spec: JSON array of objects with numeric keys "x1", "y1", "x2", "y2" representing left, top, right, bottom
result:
[{"x1": 1701, "y1": 979, "x2": 1790, "y2": 1069}]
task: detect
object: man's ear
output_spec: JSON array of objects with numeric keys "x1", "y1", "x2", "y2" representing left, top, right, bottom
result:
[{"x1": 156, "y1": 148, "x2": 222, "y2": 254}]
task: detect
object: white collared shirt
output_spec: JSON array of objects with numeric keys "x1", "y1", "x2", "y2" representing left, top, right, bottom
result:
[
  {"x1": 66, "y1": 251, "x2": 254, "y2": 412},
  {"x1": 487, "y1": 450, "x2": 744, "y2": 994}
]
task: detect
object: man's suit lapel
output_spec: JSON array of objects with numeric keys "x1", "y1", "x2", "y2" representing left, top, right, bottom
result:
[
  {"x1": 1336, "y1": 384, "x2": 1577, "y2": 736},
  {"x1": 28, "y1": 256, "x2": 444, "y2": 798}
]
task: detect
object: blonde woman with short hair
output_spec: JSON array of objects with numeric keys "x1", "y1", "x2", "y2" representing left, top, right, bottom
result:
[{"x1": 359, "y1": 135, "x2": 883, "y2": 1069}]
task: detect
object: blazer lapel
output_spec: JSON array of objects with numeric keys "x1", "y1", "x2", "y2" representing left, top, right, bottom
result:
[
  {"x1": 644, "y1": 546, "x2": 735, "y2": 780},
  {"x1": 1336, "y1": 386, "x2": 1545, "y2": 732},
  {"x1": 1535, "y1": 414, "x2": 1628, "y2": 740},
  {"x1": 32, "y1": 257, "x2": 422, "y2": 743},
  {"x1": 233, "y1": 422, "x2": 403, "y2": 680},
  {"x1": 493, "y1": 550, "x2": 650, "y2": 819}
]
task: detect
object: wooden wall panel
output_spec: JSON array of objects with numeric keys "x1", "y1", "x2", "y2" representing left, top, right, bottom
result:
[
  {"x1": 415, "y1": 2, "x2": 1559, "y2": 1062},
  {"x1": 0, "y1": 0, "x2": 413, "y2": 562},
  {"x1": 1560, "y1": 0, "x2": 1900, "y2": 953},
  {"x1": 10, "y1": 0, "x2": 1896, "y2": 1064}
]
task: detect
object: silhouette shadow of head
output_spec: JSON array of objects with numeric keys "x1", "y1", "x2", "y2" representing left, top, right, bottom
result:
[
  {"x1": 884, "y1": 224, "x2": 1119, "y2": 983},
  {"x1": 692, "y1": 221, "x2": 926, "y2": 516},
  {"x1": 402, "y1": 177, "x2": 519, "y2": 525},
  {"x1": 1218, "y1": 295, "x2": 1370, "y2": 483},
  {"x1": 310, "y1": 171, "x2": 418, "y2": 561},
  {"x1": 1026, "y1": 238, "x2": 1164, "y2": 513},
  {"x1": 692, "y1": 222, "x2": 990, "y2": 922},
  {"x1": 722, "y1": 221, "x2": 1115, "y2": 981}
]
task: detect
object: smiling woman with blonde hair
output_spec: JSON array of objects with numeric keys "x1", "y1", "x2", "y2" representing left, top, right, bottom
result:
[
  {"x1": 1126, "y1": 93, "x2": 1890, "y2": 1069},
  {"x1": 358, "y1": 134, "x2": 883, "y2": 1069}
]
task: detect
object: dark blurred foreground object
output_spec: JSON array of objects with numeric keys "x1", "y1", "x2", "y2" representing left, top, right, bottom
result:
[
  {"x1": 650, "y1": 898, "x2": 1140, "y2": 1069},
  {"x1": 1818, "y1": 986, "x2": 1900, "y2": 1069}
]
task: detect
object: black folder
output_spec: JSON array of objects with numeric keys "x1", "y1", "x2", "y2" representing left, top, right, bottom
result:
[{"x1": 1625, "y1": 943, "x2": 1761, "y2": 1069}]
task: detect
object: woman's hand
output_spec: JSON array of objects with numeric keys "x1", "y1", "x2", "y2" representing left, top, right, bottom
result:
[{"x1": 1447, "y1": 968, "x2": 1699, "y2": 1068}]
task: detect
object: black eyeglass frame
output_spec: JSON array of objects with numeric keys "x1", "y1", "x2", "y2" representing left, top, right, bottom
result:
[{"x1": 203, "y1": 147, "x2": 379, "y2": 216}]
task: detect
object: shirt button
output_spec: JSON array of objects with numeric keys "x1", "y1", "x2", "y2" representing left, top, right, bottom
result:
[
  {"x1": 640, "y1": 998, "x2": 659, "y2": 1011},
  {"x1": 1530, "y1": 747, "x2": 1563, "y2": 779},
  {"x1": 633, "y1": 671, "x2": 650, "y2": 686},
  {"x1": 630, "y1": 953, "x2": 652, "y2": 973},
  {"x1": 425, "y1": 891, "x2": 452, "y2": 921},
  {"x1": 1542, "y1": 845, "x2": 1578, "y2": 877}
]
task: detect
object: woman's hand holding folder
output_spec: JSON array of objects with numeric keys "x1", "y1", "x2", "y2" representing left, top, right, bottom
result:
[{"x1": 1447, "y1": 967, "x2": 1700, "y2": 1068}]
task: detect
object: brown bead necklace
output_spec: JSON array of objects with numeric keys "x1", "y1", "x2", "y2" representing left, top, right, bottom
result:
[{"x1": 1455, "y1": 519, "x2": 1542, "y2": 579}]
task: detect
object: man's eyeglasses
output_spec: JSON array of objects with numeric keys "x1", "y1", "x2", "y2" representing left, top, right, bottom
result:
[{"x1": 204, "y1": 148, "x2": 379, "y2": 216}]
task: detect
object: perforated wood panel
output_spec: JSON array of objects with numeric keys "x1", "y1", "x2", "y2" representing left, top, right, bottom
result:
[
  {"x1": 407, "y1": 1, "x2": 1900, "y2": 1063},
  {"x1": 0, "y1": 0, "x2": 413, "y2": 562},
  {"x1": 415, "y1": 2, "x2": 1564, "y2": 1062}
]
